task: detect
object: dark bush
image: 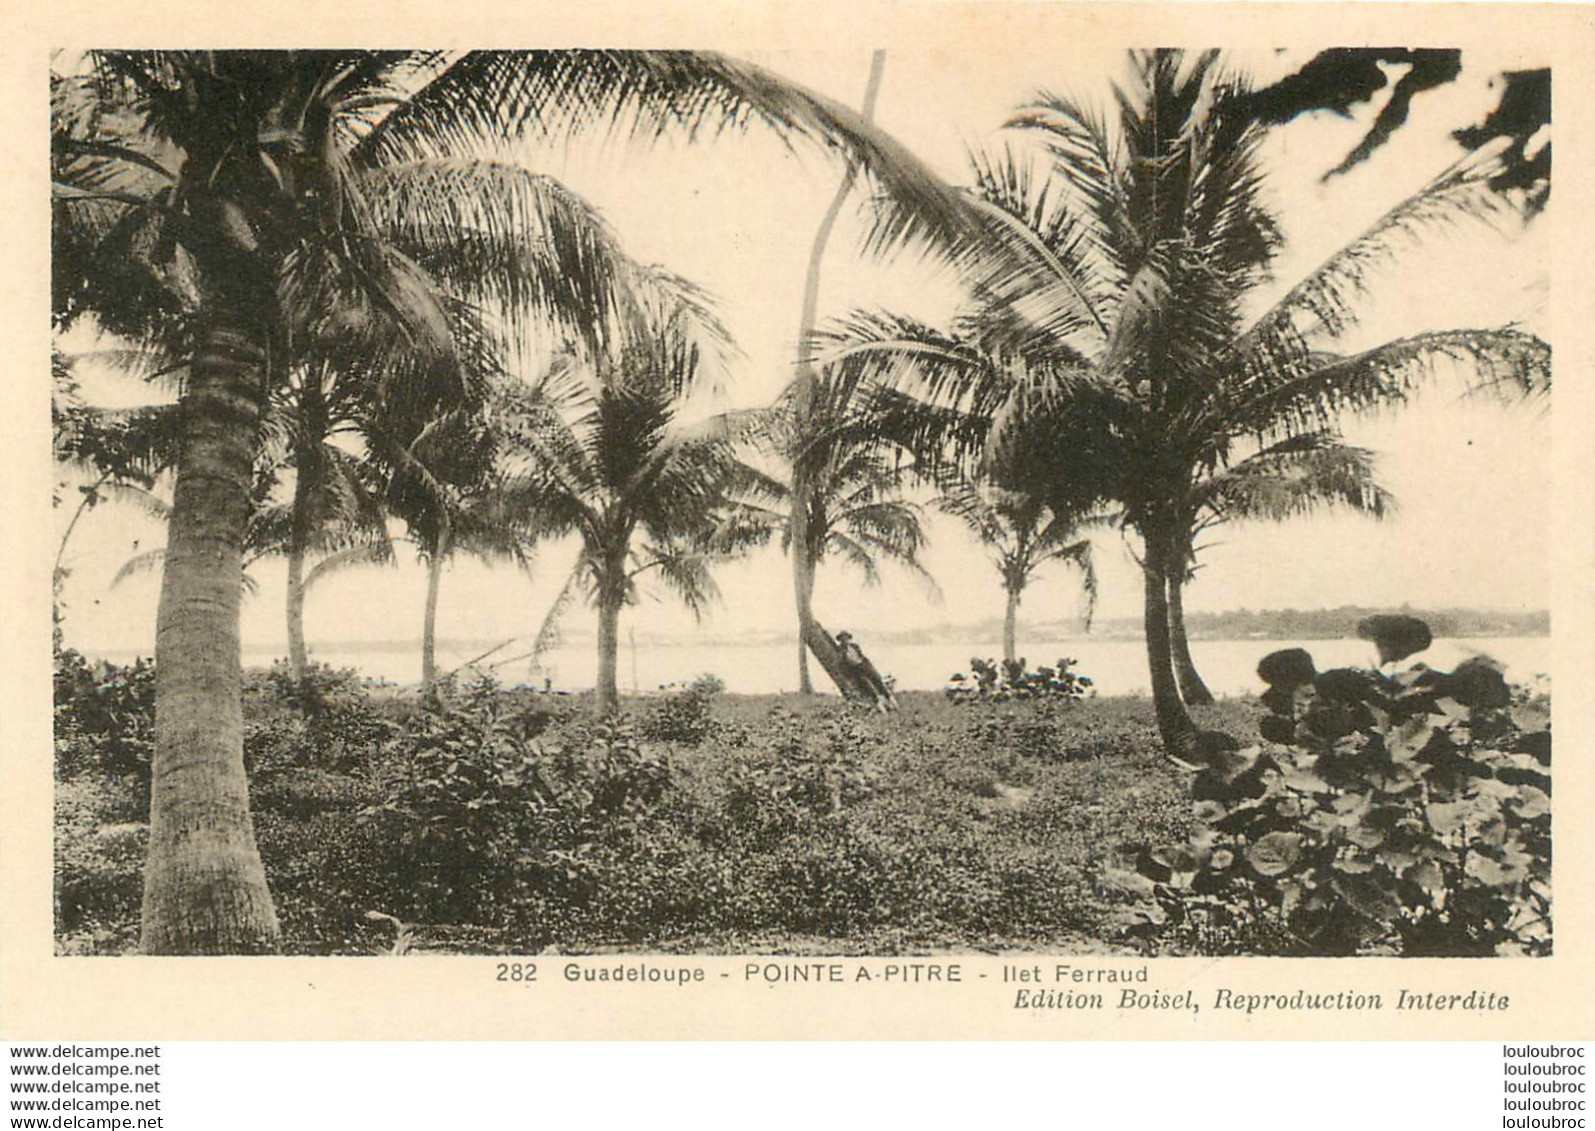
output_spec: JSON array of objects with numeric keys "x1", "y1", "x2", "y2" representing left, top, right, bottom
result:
[
  {"x1": 363, "y1": 680, "x2": 680, "y2": 938},
  {"x1": 54, "y1": 649, "x2": 155, "y2": 787},
  {"x1": 1121, "y1": 650, "x2": 1551, "y2": 957},
  {"x1": 1256, "y1": 648, "x2": 1316, "y2": 690},
  {"x1": 640, "y1": 674, "x2": 723, "y2": 746},
  {"x1": 1357, "y1": 613, "x2": 1434, "y2": 665},
  {"x1": 245, "y1": 661, "x2": 391, "y2": 775}
]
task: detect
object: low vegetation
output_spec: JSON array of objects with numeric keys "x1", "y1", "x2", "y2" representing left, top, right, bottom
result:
[
  {"x1": 55, "y1": 653, "x2": 1208, "y2": 955},
  {"x1": 54, "y1": 643, "x2": 1549, "y2": 957}
]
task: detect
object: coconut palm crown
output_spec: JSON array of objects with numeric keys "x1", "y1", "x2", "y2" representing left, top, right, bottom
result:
[
  {"x1": 726, "y1": 369, "x2": 932, "y2": 693},
  {"x1": 821, "y1": 49, "x2": 1549, "y2": 762},
  {"x1": 490, "y1": 273, "x2": 756, "y2": 713}
]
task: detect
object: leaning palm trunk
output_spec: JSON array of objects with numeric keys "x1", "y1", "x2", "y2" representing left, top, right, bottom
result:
[
  {"x1": 1139, "y1": 525, "x2": 1200, "y2": 763},
  {"x1": 142, "y1": 325, "x2": 281, "y2": 955},
  {"x1": 1167, "y1": 572, "x2": 1214, "y2": 706},
  {"x1": 802, "y1": 618, "x2": 891, "y2": 707},
  {"x1": 790, "y1": 51, "x2": 887, "y2": 697}
]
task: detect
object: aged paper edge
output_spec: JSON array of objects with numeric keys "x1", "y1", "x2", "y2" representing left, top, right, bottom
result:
[{"x1": 3, "y1": 0, "x2": 1592, "y2": 1041}]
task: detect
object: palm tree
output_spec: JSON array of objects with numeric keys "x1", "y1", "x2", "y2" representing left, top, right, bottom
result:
[
  {"x1": 496, "y1": 276, "x2": 750, "y2": 713},
  {"x1": 730, "y1": 369, "x2": 931, "y2": 694},
  {"x1": 936, "y1": 473, "x2": 1096, "y2": 667},
  {"x1": 789, "y1": 50, "x2": 891, "y2": 697},
  {"x1": 377, "y1": 406, "x2": 539, "y2": 689},
  {"x1": 823, "y1": 50, "x2": 1549, "y2": 763},
  {"x1": 273, "y1": 390, "x2": 394, "y2": 682},
  {"x1": 52, "y1": 49, "x2": 963, "y2": 953}
]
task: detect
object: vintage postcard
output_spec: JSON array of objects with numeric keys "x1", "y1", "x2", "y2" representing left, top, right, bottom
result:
[{"x1": 3, "y1": 0, "x2": 1592, "y2": 1040}]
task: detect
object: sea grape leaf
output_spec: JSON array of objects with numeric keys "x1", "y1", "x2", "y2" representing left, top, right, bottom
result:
[
  {"x1": 1467, "y1": 850, "x2": 1530, "y2": 887},
  {"x1": 1511, "y1": 699, "x2": 1551, "y2": 735},
  {"x1": 1345, "y1": 821, "x2": 1387, "y2": 850},
  {"x1": 1388, "y1": 717, "x2": 1437, "y2": 762},
  {"x1": 1331, "y1": 872, "x2": 1402, "y2": 922},
  {"x1": 1426, "y1": 799, "x2": 1473, "y2": 836},
  {"x1": 1192, "y1": 799, "x2": 1228, "y2": 823},
  {"x1": 1282, "y1": 766, "x2": 1331, "y2": 794},
  {"x1": 1408, "y1": 860, "x2": 1446, "y2": 896},
  {"x1": 1247, "y1": 831, "x2": 1304, "y2": 877},
  {"x1": 1508, "y1": 786, "x2": 1550, "y2": 821}
]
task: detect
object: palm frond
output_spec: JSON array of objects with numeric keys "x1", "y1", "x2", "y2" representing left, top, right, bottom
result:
[
  {"x1": 302, "y1": 541, "x2": 397, "y2": 590},
  {"x1": 1033, "y1": 536, "x2": 1097, "y2": 631},
  {"x1": 92, "y1": 481, "x2": 172, "y2": 522},
  {"x1": 356, "y1": 50, "x2": 968, "y2": 240},
  {"x1": 1231, "y1": 142, "x2": 1526, "y2": 392},
  {"x1": 109, "y1": 547, "x2": 167, "y2": 590},
  {"x1": 633, "y1": 540, "x2": 721, "y2": 619},
  {"x1": 1222, "y1": 328, "x2": 1551, "y2": 439},
  {"x1": 360, "y1": 159, "x2": 635, "y2": 356},
  {"x1": 520, "y1": 565, "x2": 584, "y2": 672},
  {"x1": 1194, "y1": 432, "x2": 1393, "y2": 525}
]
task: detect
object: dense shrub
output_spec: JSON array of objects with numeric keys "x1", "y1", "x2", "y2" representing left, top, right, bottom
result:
[
  {"x1": 719, "y1": 706, "x2": 882, "y2": 836},
  {"x1": 54, "y1": 649, "x2": 155, "y2": 788},
  {"x1": 244, "y1": 661, "x2": 392, "y2": 776},
  {"x1": 60, "y1": 658, "x2": 1438, "y2": 956},
  {"x1": 1118, "y1": 646, "x2": 1552, "y2": 957},
  {"x1": 53, "y1": 650, "x2": 156, "y2": 953},
  {"x1": 362, "y1": 679, "x2": 678, "y2": 938},
  {"x1": 640, "y1": 674, "x2": 724, "y2": 746}
]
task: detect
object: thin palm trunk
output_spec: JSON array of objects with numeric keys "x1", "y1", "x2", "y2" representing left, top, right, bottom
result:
[
  {"x1": 420, "y1": 535, "x2": 448, "y2": 689},
  {"x1": 141, "y1": 323, "x2": 280, "y2": 955},
  {"x1": 790, "y1": 50, "x2": 886, "y2": 696},
  {"x1": 596, "y1": 585, "x2": 623, "y2": 713},
  {"x1": 794, "y1": 547, "x2": 818, "y2": 693},
  {"x1": 1167, "y1": 571, "x2": 1214, "y2": 706},
  {"x1": 285, "y1": 547, "x2": 308, "y2": 680},
  {"x1": 1002, "y1": 586, "x2": 1021, "y2": 665},
  {"x1": 285, "y1": 451, "x2": 315, "y2": 681},
  {"x1": 1140, "y1": 524, "x2": 1199, "y2": 762}
]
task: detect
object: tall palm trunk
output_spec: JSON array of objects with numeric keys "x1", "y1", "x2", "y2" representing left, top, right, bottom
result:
[
  {"x1": 1167, "y1": 570, "x2": 1214, "y2": 706},
  {"x1": 790, "y1": 50, "x2": 886, "y2": 696},
  {"x1": 595, "y1": 583, "x2": 624, "y2": 714},
  {"x1": 420, "y1": 529, "x2": 449, "y2": 689},
  {"x1": 1002, "y1": 586, "x2": 1021, "y2": 666},
  {"x1": 285, "y1": 547, "x2": 308, "y2": 679},
  {"x1": 1139, "y1": 523, "x2": 1199, "y2": 762},
  {"x1": 284, "y1": 446, "x2": 315, "y2": 682},
  {"x1": 142, "y1": 324, "x2": 280, "y2": 955},
  {"x1": 794, "y1": 545, "x2": 817, "y2": 693}
]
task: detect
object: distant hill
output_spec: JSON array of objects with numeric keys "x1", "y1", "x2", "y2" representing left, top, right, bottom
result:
[
  {"x1": 300, "y1": 605, "x2": 1547, "y2": 656},
  {"x1": 866, "y1": 605, "x2": 1548, "y2": 646},
  {"x1": 1167, "y1": 605, "x2": 1548, "y2": 642}
]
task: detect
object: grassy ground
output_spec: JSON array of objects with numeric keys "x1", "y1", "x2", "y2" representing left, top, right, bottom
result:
[{"x1": 55, "y1": 666, "x2": 1261, "y2": 956}]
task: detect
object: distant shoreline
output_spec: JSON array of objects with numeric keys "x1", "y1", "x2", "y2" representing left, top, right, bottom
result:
[{"x1": 78, "y1": 623, "x2": 1552, "y2": 659}]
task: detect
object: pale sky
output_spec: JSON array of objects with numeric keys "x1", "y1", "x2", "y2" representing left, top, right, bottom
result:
[{"x1": 53, "y1": 46, "x2": 1552, "y2": 661}]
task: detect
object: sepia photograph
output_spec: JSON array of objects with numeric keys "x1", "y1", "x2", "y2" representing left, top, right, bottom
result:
[{"x1": 44, "y1": 38, "x2": 1557, "y2": 969}]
